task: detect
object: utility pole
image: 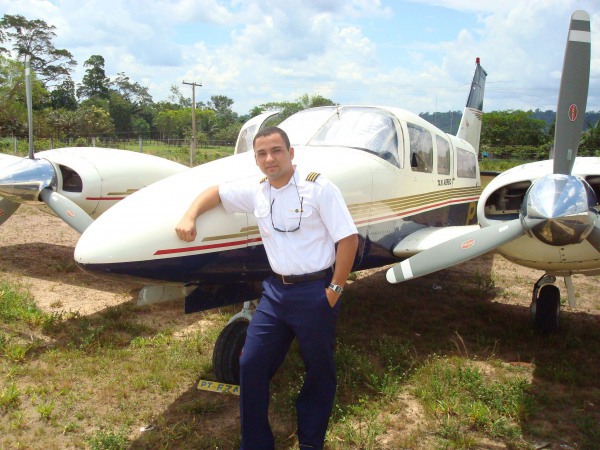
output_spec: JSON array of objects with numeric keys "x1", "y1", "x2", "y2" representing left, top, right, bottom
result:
[{"x1": 182, "y1": 81, "x2": 202, "y2": 166}]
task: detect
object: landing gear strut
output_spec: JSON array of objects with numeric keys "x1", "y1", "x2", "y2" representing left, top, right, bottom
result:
[{"x1": 530, "y1": 275, "x2": 560, "y2": 334}]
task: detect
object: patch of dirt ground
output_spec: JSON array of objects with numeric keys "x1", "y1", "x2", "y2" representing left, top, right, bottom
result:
[{"x1": 1, "y1": 205, "x2": 600, "y2": 448}]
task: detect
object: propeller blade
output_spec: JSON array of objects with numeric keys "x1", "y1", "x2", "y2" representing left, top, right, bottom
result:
[
  {"x1": 553, "y1": 10, "x2": 591, "y2": 176},
  {"x1": 0, "y1": 197, "x2": 20, "y2": 226},
  {"x1": 25, "y1": 55, "x2": 34, "y2": 160},
  {"x1": 39, "y1": 188, "x2": 93, "y2": 234},
  {"x1": 586, "y1": 225, "x2": 600, "y2": 252},
  {"x1": 386, "y1": 219, "x2": 526, "y2": 284}
]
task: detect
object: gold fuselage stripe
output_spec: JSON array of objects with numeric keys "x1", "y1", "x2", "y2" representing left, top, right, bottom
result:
[{"x1": 201, "y1": 187, "x2": 480, "y2": 242}]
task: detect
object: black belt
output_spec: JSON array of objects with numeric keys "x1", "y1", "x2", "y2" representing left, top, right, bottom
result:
[{"x1": 272, "y1": 269, "x2": 331, "y2": 285}]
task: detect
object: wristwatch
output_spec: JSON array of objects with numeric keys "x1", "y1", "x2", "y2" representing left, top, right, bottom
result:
[{"x1": 328, "y1": 283, "x2": 343, "y2": 295}]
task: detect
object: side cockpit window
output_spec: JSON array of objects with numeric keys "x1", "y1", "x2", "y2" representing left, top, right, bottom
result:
[
  {"x1": 308, "y1": 107, "x2": 401, "y2": 167},
  {"x1": 407, "y1": 123, "x2": 433, "y2": 173},
  {"x1": 436, "y1": 135, "x2": 451, "y2": 175},
  {"x1": 457, "y1": 147, "x2": 477, "y2": 178}
]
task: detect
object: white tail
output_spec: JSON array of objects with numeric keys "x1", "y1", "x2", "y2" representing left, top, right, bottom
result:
[{"x1": 457, "y1": 58, "x2": 487, "y2": 153}]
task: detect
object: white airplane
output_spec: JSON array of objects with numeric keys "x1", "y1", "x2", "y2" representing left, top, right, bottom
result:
[
  {"x1": 0, "y1": 59, "x2": 188, "y2": 232},
  {"x1": 73, "y1": 56, "x2": 487, "y2": 382},
  {"x1": 387, "y1": 10, "x2": 599, "y2": 334}
]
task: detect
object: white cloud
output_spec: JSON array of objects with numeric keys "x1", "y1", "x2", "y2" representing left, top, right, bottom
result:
[{"x1": 0, "y1": 0, "x2": 598, "y2": 114}]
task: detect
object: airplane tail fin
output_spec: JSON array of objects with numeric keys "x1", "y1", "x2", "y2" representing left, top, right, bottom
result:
[{"x1": 457, "y1": 58, "x2": 487, "y2": 153}]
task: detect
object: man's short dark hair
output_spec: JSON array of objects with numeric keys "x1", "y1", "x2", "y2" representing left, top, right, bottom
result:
[{"x1": 253, "y1": 126, "x2": 291, "y2": 150}]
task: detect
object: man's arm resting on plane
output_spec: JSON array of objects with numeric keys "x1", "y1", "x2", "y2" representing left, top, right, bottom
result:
[
  {"x1": 175, "y1": 185, "x2": 222, "y2": 242},
  {"x1": 326, "y1": 233, "x2": 359, "y2": 306}
]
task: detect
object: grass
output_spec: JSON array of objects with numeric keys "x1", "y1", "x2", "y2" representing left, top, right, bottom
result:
[
  {"x1": 413, "y1": 356, "x2": 533, "y2": 447},
  {"x1": 5, "y1": 254, "x2": 598, "y2": 450}
]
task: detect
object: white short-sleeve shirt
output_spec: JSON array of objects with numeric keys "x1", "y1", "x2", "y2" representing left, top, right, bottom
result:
[{"x1": 219, "y1": 168, "x2": 357, "y2": 275}]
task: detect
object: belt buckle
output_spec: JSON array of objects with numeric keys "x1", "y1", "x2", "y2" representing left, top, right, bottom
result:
[{"x1": 281, "y1": 275, "x2": 293, "y2": 285}]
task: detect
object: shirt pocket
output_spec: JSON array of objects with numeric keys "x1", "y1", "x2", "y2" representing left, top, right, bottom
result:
[
  {"x1": 284, "y1": 204, "x2": 313, "y2": 230},
  {"x1": 253, "y1": 202, "x2": 272, "y2": 235}
]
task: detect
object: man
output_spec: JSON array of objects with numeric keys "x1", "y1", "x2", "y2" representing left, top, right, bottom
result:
[{"x1": 176, "y1": 126, "x2": 358, "y2": 449}]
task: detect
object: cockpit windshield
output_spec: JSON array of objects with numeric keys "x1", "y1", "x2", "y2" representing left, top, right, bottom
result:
[{"x1": 307, "y1": 107, "x2": 401, "y2": 167}]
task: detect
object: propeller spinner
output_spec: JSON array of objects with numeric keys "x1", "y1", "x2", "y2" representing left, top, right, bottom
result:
[{"x1": 520, "y1": 174, "x2": 597, "y2": 246}]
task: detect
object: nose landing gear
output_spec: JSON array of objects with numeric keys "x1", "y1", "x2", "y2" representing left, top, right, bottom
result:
[{"x1": 530, "y1": 275, "x2": 560, "y2": 334}]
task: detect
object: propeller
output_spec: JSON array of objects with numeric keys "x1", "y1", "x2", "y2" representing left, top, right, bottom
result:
[
  {"x1": 39, "y1": 188, "x2": 93, "y2": 233},
  {"x1": 553, "y1": 10, "x2": 590, "y2": 176},
  {"x1": 386, "y1": 10, "x2": 595, "y2": 284},
  {"x1": 0, "y1": 197, "x2": 20, "y2": 226},
  {"x1": 0, "y1": 55, "x2": 94, "y2": 233},
  {"x1": 386, "y1": 219, "x2": 527, "y2": 283}
]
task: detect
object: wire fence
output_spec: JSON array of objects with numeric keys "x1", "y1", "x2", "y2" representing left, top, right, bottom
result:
[
  {"x1": 0, "y1": 136, "x2": 236, "y2": 167},
  {"x1": 2, "y1": 136, "x2": 598, "y2": 168}
]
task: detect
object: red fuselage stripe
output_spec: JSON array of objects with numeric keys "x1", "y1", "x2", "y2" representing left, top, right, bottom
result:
[{"x1": 154, "y1": 237, "x2": 263, "y2": 255}]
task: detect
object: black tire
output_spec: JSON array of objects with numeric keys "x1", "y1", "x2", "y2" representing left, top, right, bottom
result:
[
  {"x1": 534, "y1": 285, "x2": 560, "y2": 334},
  {"x1": 212, "y1": 319, "x2": 249, "y2": 384}
]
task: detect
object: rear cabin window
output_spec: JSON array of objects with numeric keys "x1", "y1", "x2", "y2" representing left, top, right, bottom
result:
[
  {"x1": 436, "y1": 135, "x2": 451, "y2": 175},
  {"x1": 457, "y1": 147, "x2": 477, "y2": 178},
  {"x1": 308, "y1": 107, "x2": 401, "y2": 167},
  {"x1": 407, "y1": 123, "x2": 433, "y2": 173}
]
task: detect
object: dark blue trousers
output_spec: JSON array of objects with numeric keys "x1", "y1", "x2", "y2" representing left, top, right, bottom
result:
[{"x1": 239, "y1": 275, "x2": 340, "y2": 450}]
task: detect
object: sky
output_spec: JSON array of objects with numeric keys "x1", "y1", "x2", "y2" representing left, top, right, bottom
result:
[{"x1": 1, "y1": 0, "x2": 599, "y2": 116}]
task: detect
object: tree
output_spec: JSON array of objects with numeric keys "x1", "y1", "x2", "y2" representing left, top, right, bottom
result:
[
  {"x1": 132, "y1": 117, "x2": 150, "y2": 135},
  {"x1": 255, "y1": 93, "x2": 336, "y2": 122},
  {"x1": 74, "y1": 104, "x2": 114, "y2": 136},
  {"x1": 0, "y1": 14, "x2": 76, "y2": 86},
  {"x1": 196, "y1": 109, "x2": 219, "y2": 139},
  {"x1": 108, "y1": 91, "x2": 133, "y2": 134},
  {"x1": 580, "y1": 119, "x2": 600, "y2": 155},
  {"x1": 77, "y1": 55, "x2": 110, "y2": 101},
  {"x1": 481, "y1": 110, "x2": 548, "y2": 146},
  {"x1": 46, "y1": 108, "x2": 78, "y2": 138},
  {"x1": 0, "y1": 55, "x2": 47, "y2": 136},
  {"x1": 50, "y1": 78, "x2": 77, "y2": 110},
  {"x1": 112, "y1": 72, "x2": 153, "y2": 107},
  {"x1": 111, "y1": 72, "x2": 155, "y2": 134},
  {"x1": 155, "y1": 109, "x2": 191, "y2": 140},
  {"x1": 207, "y1": 95, "x2": 237, "y2": 129},
  {"x1": 169, "y1": 85, "x2": 191, "y2": 108},
  {"x1": 298, "y1": 93, "x2": 335, "y2": 109}
]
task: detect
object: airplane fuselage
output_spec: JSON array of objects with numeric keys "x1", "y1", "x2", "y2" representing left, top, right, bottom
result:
[{"x1": 75, "y1": 106, "x2": 482, "y2": 290}]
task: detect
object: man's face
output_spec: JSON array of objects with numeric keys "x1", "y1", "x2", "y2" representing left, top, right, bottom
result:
[{"x1": 254, "y1": 133, "x2": 295, "y2": 186}]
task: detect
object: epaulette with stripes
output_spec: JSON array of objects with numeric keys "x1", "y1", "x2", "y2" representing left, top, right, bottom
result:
[
  {"x1": 306, "y1": 172, "x2": 320, "y2": 182},
  {"x1": 259, "y1": 176, "x2": 267, "y2": 183}
]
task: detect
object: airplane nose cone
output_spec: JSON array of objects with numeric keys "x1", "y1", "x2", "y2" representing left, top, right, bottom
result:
[
  {"x1": 521, "y1": 174, "x2": 598, "y2": 246},
  {"x1": 0, "y1": 158, "x2": 56, "y2": 203}
]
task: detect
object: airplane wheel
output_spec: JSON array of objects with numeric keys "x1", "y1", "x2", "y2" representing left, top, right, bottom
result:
[
  {"x1": 212, "y1": 319, "x2": 248, "y2": 384},
  {"x1": 532, "y1": 285, "x2": 560, "y2": 334}
]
